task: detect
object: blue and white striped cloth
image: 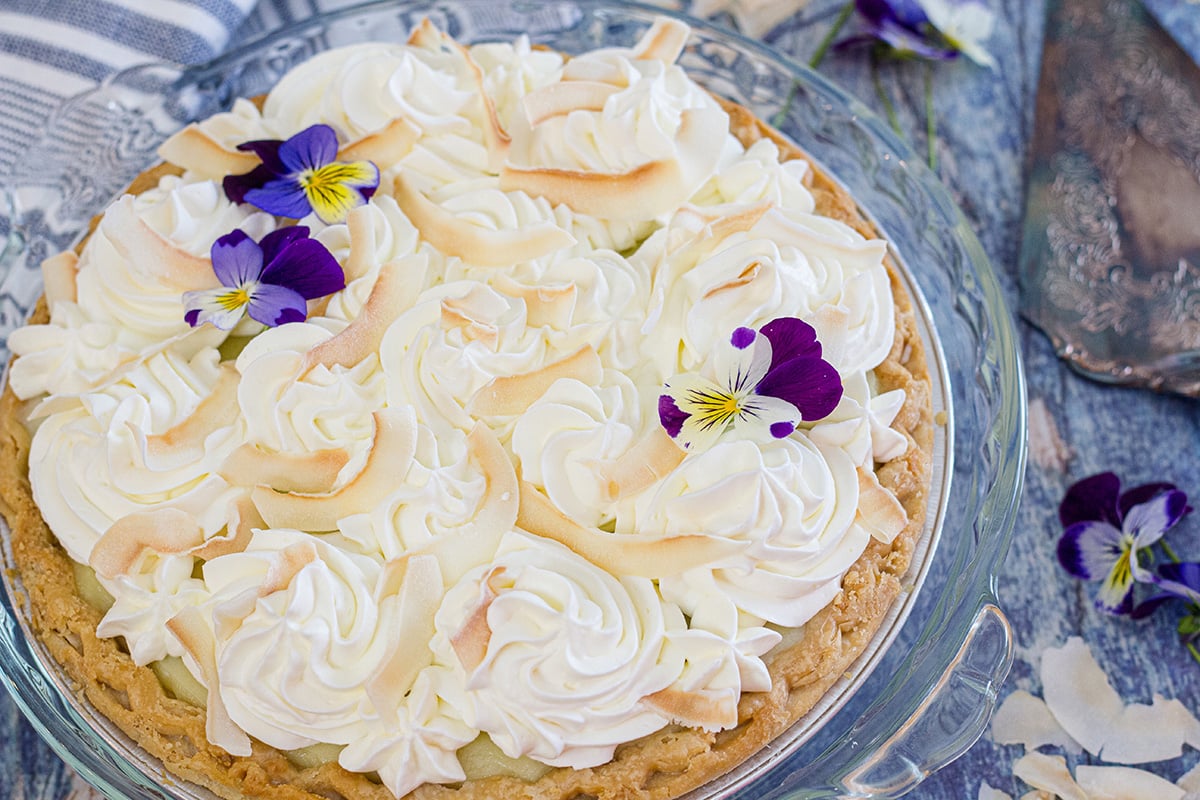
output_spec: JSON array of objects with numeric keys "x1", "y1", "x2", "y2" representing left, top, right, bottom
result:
[{"x1": 0, "y1": 0, "x2": 379, "y2": 178}]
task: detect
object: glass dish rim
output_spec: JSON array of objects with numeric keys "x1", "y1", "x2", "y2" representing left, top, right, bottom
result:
[{"x1": 0, "y1": 1, "x2": 1028, "y2": 798}]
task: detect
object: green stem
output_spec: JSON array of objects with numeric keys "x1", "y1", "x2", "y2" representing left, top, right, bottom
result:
[
  {"x1": 870, "y1": 56, "x2": 902, "y2": 135},
  {"x1": 1161, "y1": 539, "x2": 1181, "y2": 563},
  {"x1": 809, "y1": 1, "x2": 856, "y2": 69},
  {"x1": 924, "y1": 64, "x2": 937, "y2": 171},
  {"x1": 1188, "y1": 640, "x2": 1200, "y2": 667}
]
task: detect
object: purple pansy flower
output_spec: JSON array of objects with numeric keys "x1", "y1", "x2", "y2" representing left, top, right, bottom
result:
[
  {"x1": 658, "y1": 317, "x2": 843, "y2": 452},
  {"x1": 1057, "y1": 472, "x2": 1192, "y2": 615},
  {"x1": 838, "y1": 0, "x2": 997, "y2": 70},
  {"x1": 1132, "y1": 561, "x2": 1200, "y2": 620},
  {"x1": 224, "y1": 124, "x2": 380, "y2": 225},
  {"x1": 182, "y1": 227, "x2": 345, "y2": 330}
]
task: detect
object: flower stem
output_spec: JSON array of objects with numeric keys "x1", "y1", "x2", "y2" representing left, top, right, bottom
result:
[
  {"x1": 870, "y1": 56, "x2": 902, "y2": 135},
  {"x1": 1188, "y1": 640, "x2": 1200, "y2": 666},
  {"x1": 1161, "y1": 540, "x2": 1181, "y2": 564},
  {"x1": 809, "y1": 1, "x2": 855, "y2": 69},
  {"x1": 924, "y1": 64, "x2": 937, "y2": 171}
]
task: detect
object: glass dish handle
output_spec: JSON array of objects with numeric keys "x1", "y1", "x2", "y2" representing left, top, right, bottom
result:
[{"x1": 841, "y1": 603, "x2": 1013, "y2": 797}]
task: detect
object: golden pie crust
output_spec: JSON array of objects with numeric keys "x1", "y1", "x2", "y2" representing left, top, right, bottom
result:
[{"x1": 0, "y1": 93, "x2": 934, "y2": 800}]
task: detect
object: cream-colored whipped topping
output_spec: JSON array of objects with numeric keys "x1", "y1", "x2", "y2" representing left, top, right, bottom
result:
[
  {"x1": 430, "y1": 530, "x2": 679, "y2": 768},
  {"x1": 11, "y1": 17, "x2": 916, "y2": 797},
  {"x1": 27, "y1": 348, "x2": 245, "y2": 564},
  {"x1": 631, "y1": 432, "x2": 865, "y2": 628}
]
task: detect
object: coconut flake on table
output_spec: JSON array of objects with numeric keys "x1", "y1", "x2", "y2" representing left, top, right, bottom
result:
[
  {"x1": 977, "y1": 782, "x2": 1014, "y2": 800},
  {"x1": 1180, "y1": 761, "x2": 1200, "y2": 793},
  {"x1": 1075, "y1": 764, "x2": 1186, "y2": 799},
  {"x1": 991, "y1": 689, "x2": 1081, "y2": 753},
  {"x1": 1039, "y1": 637, "x2": 1124, "y2": 757},
  {"x1": 1100, "y1": 695, "x2": 1200, "y2": 764},
  {"x1": 1011, "y1": 752, "x2": 1086, "y2": 800}
]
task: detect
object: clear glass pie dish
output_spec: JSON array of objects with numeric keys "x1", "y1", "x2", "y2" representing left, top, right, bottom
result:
[{"x1": 0, "y1": 1, "x2": 1026, "y2": 798}]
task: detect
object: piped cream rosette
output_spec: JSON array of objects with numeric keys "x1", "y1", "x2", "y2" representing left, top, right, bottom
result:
[{"x1": 8, "y1": 15, "x2": 918, "y2": 800}]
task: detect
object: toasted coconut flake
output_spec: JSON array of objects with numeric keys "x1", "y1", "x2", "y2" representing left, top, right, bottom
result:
[
  {"x1": 596, "y1": 427, "x2": 686, "y2": 502},
  {"x1": 41, "y1": 251, "x2": 79, "y2": 307},
  {"x1": 301, "y1": 258, "x2": 409, "y2": 375},
  {"x1": 516, "y1": 480, "x2": 745, "y2": 577},
  {"x1": 991, "y1": 689, "x2": 1081, "y2": 753},
  {"x1": 1011, "y1": 752, "x2": 1086, "y2": 800},
  {"x1": 106, "y1": 195, "x2": 218, "y2": 291},
  {"x1": 343, "y1": 205, "x2": 379, "y2": 283},
  {"x1": 393, "y1": 174, "x2": 575, "y2": 267},
  {"x1": 1101, "y1": 695, "x2": 1200, "y2": 764},
  {"x1": 465, "y1": 422, "x2": 520, "y2": 535},
  {"x1": 500, "y1": 104, "x2": 727, "y2": 221},
  {"x1": 408, "y1": 18, "x2": 509, "y2": 168},
  {"x1": 367, "y1": 554, "x2": 443, "y2": 722},
  {"x1": 157, "y1": 124, "x2": 259, "y2": 179},
  {"x1": 192, "y1": 496, "x2": 260, "y2": 561},
  {"x1": 167, "y1": 607, "x2": 253, "y2": 757},
  {"x1": 629, "y1": 17, "x2": 690, "y2": 64},
  {"x1": 439, "y1": 284, "x2": 505, "y2": 347},
  {"x1": 977, "y1": 783, "x2": 1014, "y2": 800},
  {"x1": 90, "y1": 508, "x2": 204, "y2": 579},
  {"x1": 521, "y1": 81, "x2": 621, "y2": 126},
  {"x1": 146, "y1": 364, "x2": 240, "y2": 459},
  {"x1": 644, "y1": 686, "x2": 736, "y2": 732},
  {"x1": 250, "y1": 407, "x2": 418, "y2": 531},
  {"x1": 338, "y1": 117, "x2": 420, "y2": 168},
  {"x1": 1040, "y1": 636, "x2": 1124, "y2": 756},
  {"x1": 451, "y1": 566, "x2": 506, "y2": 673},
  {"x1": 468, "y1": 346, "x2": 602, "y2": 417},
  {"x1": 1075, "y1": 765, "x2": 1185, "y2": 800},
  {"x1": 259, "y1": 541, "x2": 319, "y2": 597},
  {"x1": 493, "y1": 274, "x2": 577, "y2": 330},
  {"x1": 220, "y1": 444, "x2": 350, "y2": 493},
  {"x1": 855, "y1": 466, "x2": 907, "y2": 543},
  {"x1": 664, "y1": 202, "x2": 772, "y2": 267}
]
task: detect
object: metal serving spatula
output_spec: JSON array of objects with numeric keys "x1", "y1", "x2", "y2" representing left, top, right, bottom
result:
[{"x1": 1019, "y1": 0, "x2": 1200, "y2": 395}]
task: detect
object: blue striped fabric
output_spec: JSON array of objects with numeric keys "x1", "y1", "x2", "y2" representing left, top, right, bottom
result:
[{"x1": 0, "y1": 0, "x2": 260, "y2": 177}]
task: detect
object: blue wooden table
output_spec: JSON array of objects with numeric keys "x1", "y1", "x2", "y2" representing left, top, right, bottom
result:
[{"x1": 3, "y1": 1, "x2": 1200, "y2": 798}]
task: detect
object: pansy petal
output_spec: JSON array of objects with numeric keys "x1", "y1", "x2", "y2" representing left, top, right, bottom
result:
[
  {"x1": 755, "y1": 356, "x2": 843, "y2": 421},
  {"x1": 712, "y1": 329, "x2": 772, "y2": 396},
  {"x1": 1059, "y1": 472, "x2": 1122, "y2": 528},
  {"x1": 235, "y1": 138, "x2": 286, "y2": 173},
  {"x1": 737, "y1": 393, "x2": 801, "y2": 439},
  {"x1": 1119, "y1": 482, "x2": 1188, "y2": 522},
  {"x1": 260, "y1": 238, "x2": 345, "y2": 300},
  {"x1": 1056, "y1": 519, "x2": 1124, "y2": 581},
  {"x1": 759, "y1": 317, "x2": 822, "y2": 370},
  {"x1": 223, "y1": 163, "x2": 276, "y2": 205},
  {"x1": 1125, "y1": 489, "x2": 1190, "y2": 549},
  {"x1": 663, "y1": 373, "x2": 739, "y2": 451},
  {"x1": 1094, "y1": 560, "x2": 1136, "y2": 615},
  {"x1": 182, "y1": 287, "x2": 251, "y2": 331},
  {"x1": 877, "y1": 21, "x2": 958, "y2": 60},
  {"x1": 258, "y1": 225, "x2": 310, "y2": 267},
  {"x1": 278, "y1": 124, "x2": 339, "y2": 173},
  {"x1": 244, "y1": 178, "x2": 313, "y2": 220},
  {"x1": 302, "y1": 164, "x2": 379, "y2": 224},
  {"x1": 246, "y1": 282, "x2": 308, "y2": 327},
  {"x1": 1148, "y1": 561, "x2": 1200, "y2": 606},
  {"x1": 856, "y1": 0, "x2": 930, "y2": 27},
  {"x1": 658, "y1": 394, "x2": 688, "y2": 440},
  {"x1": 210, "y1": 229, "x2": 263, "y2": 287}
]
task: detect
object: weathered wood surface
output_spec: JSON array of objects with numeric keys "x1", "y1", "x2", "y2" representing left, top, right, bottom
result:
[{"x1": 2, "y1": 1, "x2": 1199, "y2": 798}]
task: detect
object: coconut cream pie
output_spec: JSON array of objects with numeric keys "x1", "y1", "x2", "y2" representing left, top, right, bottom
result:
[{"x1": 0, "y1": 16, "x2": 933, "y2": 800}]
